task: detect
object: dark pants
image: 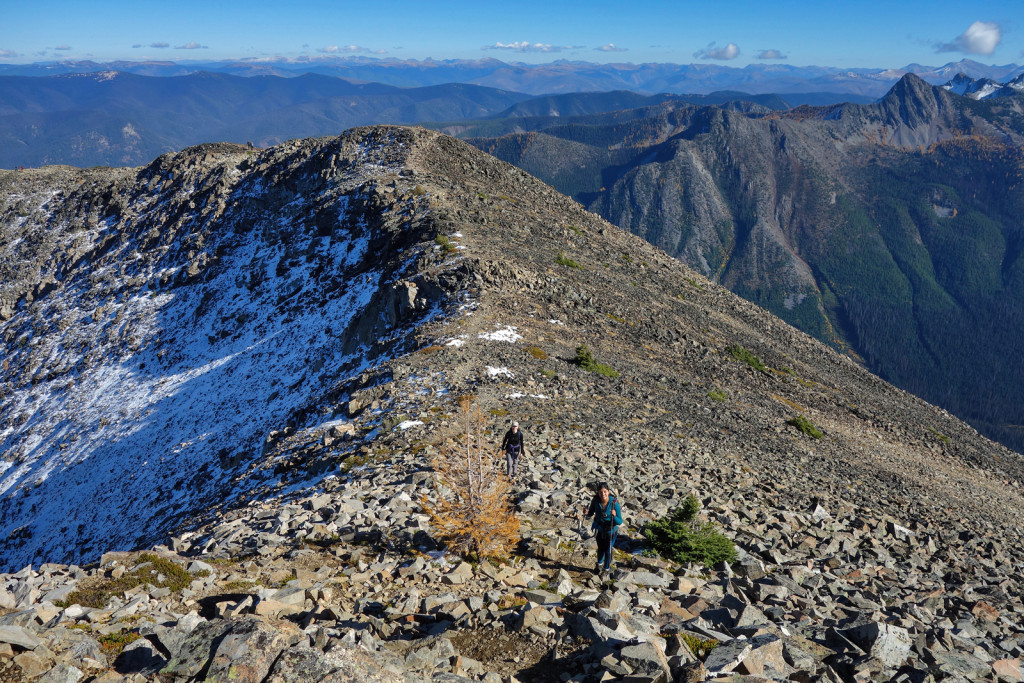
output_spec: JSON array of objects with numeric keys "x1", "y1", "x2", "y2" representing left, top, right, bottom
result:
[
  {"x1": 505, "y1": 449, "x2": 519, "y2": 477},
  {"x1": 596, "y1": 527, "x2": 617, "y2": 570}
]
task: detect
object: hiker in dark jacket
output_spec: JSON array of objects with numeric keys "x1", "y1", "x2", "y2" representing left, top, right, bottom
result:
[
  {"x1": 585, "y1": 482, "x2": 622, "y2": 572},
  {"x1": 500, "y1": 421, "x2": 524, "y2": 479}
]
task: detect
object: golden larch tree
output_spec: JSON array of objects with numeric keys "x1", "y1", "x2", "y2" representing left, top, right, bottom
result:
[{"x1": 420, "y1": 397, "x2": 519, "y2": 560}]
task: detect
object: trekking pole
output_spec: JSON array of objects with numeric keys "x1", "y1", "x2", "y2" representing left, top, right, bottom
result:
[{"x1": 568, "y1": 512, "x2": 586, "y2": 568}]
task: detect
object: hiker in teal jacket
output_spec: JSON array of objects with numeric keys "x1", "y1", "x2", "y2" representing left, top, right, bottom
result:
[{"x1": 585, "y1": 482, "x2": 622, "y2": 572}]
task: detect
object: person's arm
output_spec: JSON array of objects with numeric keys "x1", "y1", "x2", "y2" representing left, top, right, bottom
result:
[
  {"x1": 584, "y1": 497, "x2": 596, "y2": 519},
  {"x1": 500, "y1": 431, "x2": 509, "y2": 449},
  {"x1": 613, "y1": 500, "x2": 623, "y2": 526}
]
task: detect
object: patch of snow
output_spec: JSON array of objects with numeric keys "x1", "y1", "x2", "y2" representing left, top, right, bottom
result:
[
  {"x1": 478, "y1": 326, "x2": 522, "y2": 342},
  {"x1": 548, "y1": 319, "x2": 565, "y2": 326},
  {"x1": 505, "y1": 393, "x2": 550, "y2": 399},
  {"x1": 486, "y1": 366, "x2": 514, "y2": 377},
  {"x1": 397, "y1": 420, "x2": 424, "y2": 430},
  {"x1": 445, "y1": 338, "x2": 466, "y2": 347},
  {"x1": 0, "y1": 137, "x2": 455, "y2": 571}
]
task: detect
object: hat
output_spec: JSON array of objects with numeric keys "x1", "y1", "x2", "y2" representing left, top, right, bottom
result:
[{"x1": 512, "y1": 421, "x2": 519, "y2": 427}]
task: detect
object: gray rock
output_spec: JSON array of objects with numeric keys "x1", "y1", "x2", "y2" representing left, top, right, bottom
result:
[
  {"x1": 0, "y1": 624, "x2": 41, "y2": 649},
  {"x1": 522, "y1": 589, "x2": 561, "y2": 606},
  {"x1": 618, "y1": 641, "x2": 671, "y2": 681},
  {"x1": 703, "y1": 639, "x2": 753, "y2": 675},
  {"x1": 36, "y1": 663, "x2": 84, "y2": 683},
  {"x1": 161, "y1": 616, "x2": 292, "y2": 682},
  {"x1": 114, "y1": 638, "x2": 167, "y2": 676},
  {"x1": 842, "y1": 622, "x2": 912, "y2": 668}
]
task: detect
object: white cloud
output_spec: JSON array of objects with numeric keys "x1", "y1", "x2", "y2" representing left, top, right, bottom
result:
[
  {"x1": 0, "y1": 48, "x2": 19, "y2": 59},
  {"x1": 150, "y1": 42, "x2": 170, "y2": 49},
  {"x1": 596, "y1": 43, "x2": 628, "y2": 53},
  {"x1": 937, "y1": 21, "x2": 1001, "y2": 55},
  {"x1": 175, "y1": 41, "x2": 208, "y2": 50},
  {"x1": 54, "y1": 45, "x2": 71, "y2": 51},
  {"x1": 756, "y1": 49, "x2": 786, "y2": 60},
  {"x1": 483, "y1": 41, "x2": 580, "y2": 53},
  {"x1": 318, "y1": 45, "x2": 385, "y2": 55},
  {"x1": 695, "y1": 42, "x2": 740, "y2": 60}
]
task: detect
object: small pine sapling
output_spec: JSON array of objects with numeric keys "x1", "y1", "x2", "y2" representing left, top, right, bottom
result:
[{"x1": 642, "y1": 494, "x2": 737, "y2": 566}]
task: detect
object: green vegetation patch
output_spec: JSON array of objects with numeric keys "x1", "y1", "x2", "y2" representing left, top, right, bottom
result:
[
  {"x1": 641, "y1": 495, "x2": 737, "y2": 567},
  {"x1": 575, "y1": 344, "x2": 619, "y2": 378},
  {"x1": 98, "y1": 631, "x2": 142, "y2": 659},
  {"x1": 525, "y1": 346, "x2": 548, "y2": 360},
  {"x1": 707, "y1": 389, "x2": 727, "y2": 402},
  {"x1": 680, "y1": 633, "x2": 720, "y2": 660},
  {"x1": 728, "y1": 344, "x2": 769, "y2": 373},
  {"x1": 556, "y1": 252, "x2": 583, "y2": 269},
  {"x1": 57, "y1": 554, "x2": 202, "y2": 608},
  {"x1": 435, "y1": 235, "x2": 457, "y2": 254},
  {"x1": 787, "y1": 414, "x2": 824, "y2": 439},
  {"x1": 339, "y1": 454, "x2": 370, "y2": 473}
]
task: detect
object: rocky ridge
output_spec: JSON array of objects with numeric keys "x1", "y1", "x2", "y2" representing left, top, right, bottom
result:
[{"x1": 1, "y1": 126, "x2": 1024, "y2": 682}]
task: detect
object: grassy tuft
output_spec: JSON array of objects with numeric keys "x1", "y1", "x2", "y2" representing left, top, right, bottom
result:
[
  {"x1": 787, "y1": 414, "x2": 823, "y2": 439},
  {"x1": 707, "y1": 389, "x2": 727, "y2": 402},
  {"x1": 56, "y1": 554, "x2": 199, "y2": 609},
  {"x1": 680, "y1": 633, "x2": 719, "y2": 659},
  {"x1": 98, "y1": 631, "x2": 142, "y2": 659},
  {"x1": 556, "y1": 252, "x2": 583, "y2": 269},
  {"x1": 525, "y1": 346, "x2": 548, "y2": 360},
  {"x1": 728, "y1": 344, "x2": 769, "y2": 373}
]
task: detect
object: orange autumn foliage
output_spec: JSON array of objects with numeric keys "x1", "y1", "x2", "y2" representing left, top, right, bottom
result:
[{"x1": 420, "y1": 398, "x2": 520, "y2": 560}]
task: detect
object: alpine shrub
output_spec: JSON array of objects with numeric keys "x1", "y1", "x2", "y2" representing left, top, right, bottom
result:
[
  {"x1": 641, "y1": 495, "x2": 737, "y2": 566},
  {"x1": 575, "y1": 344, "x2": 619, "y2": 378},
  {"x1": 728, "y1": 344, "x2": 769, "y2": 373},
  {"x1": 787, "y1": 414, "x2": 823, "y2": 439},
  {"x1": 556, "y1": 252, "x2": 582, "y2": 269}
]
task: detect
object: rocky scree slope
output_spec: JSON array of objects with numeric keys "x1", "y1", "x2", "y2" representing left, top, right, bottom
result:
[{"x1": 1, "y1": 127, "x2": 1024, "y2": 683}]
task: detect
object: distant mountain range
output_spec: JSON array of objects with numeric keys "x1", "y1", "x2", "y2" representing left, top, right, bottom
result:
[
  {"x1": 1, "y1": 56, "x2": 1022, "y2": 97},
  {"x1": 0, "y1": 72, "x2": 874, "y2": 169},
  {"x1": 0, "y1": 71, "x2": 532, "y2": 167},
  {"x1": 464, "y1": 74, "x2": 1024, "y2": 454}
]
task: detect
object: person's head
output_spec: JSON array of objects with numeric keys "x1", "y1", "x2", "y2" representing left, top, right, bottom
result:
[
  {"x1": 595, "y1": 482, "x2": 610, "y2": 503},
  {"x1": 511, "y1": 421, "x2": 519, "y2": 432}
]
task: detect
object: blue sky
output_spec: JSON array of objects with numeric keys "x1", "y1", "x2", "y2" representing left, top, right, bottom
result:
[{"x1": 1, "y1": 0, "x2": 1020, "y2": 69}]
